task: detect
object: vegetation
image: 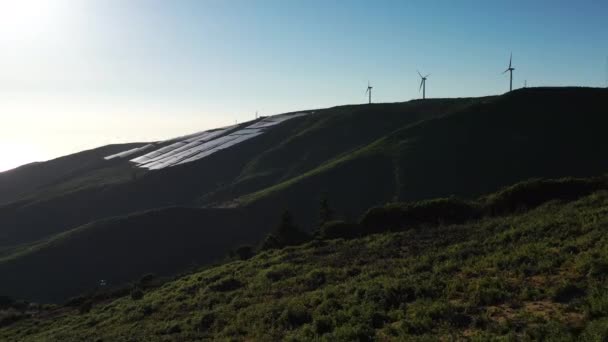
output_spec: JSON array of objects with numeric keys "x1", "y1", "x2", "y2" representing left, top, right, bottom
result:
[
  {"x1": 1, "y1": 87, "x2": 608, "y2": 305},
  {"x1": 2, "y1": 175, "x2": 608, "y2": 340}
]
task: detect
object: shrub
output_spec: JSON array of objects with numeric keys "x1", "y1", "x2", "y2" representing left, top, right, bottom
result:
[
  {"x1": 260, "y1": 210, "x2": 310, "y2": 250},
  {"x1": 319, "y1": 193, "x2": 334, "y2": 227},
  {"x1": 360, "y1": 198, "x2": 479, "y2": 235},
  {"x1": 280, "y1": 302, "x2": 312, "y2": 329},
  {"x1": 314, "y1": 316, "x2": 334, "y2": 335},
  {"x1": 586, "y1": 289, "x2": 608, "y2": 318},
  {"x1": 551, "y1": 283, "x2": 585, "y2": 303},
  {"x1": 198, "y1": 311, "x2": 216, "y2": 331},
  {"x1": 79, "y1": 300, "x2": 93, "y2": 314},
  {"x1": 265, "y1": 265, "x2": 295, "y2": 282},
  {"x1": 319, "y1": 220, "x2": 361, "y2": 239},
  {"x1": 304, "y1": 270, "x2": 326, "y2": 291},
  {"x1": 208, "y1": 277, "x2": 243, "y2": 292},
  {"x1": 131, "y1": 288, "x2": 144, "y2": 301},
  {"x1": 235, "y1": 245, "x2": 254, "y2": 260},
  {"x1": 484, "y1": 177, "x2": 607, "y2": 215}
]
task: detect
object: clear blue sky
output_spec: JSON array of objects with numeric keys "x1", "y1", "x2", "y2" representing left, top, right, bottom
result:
[{"x1": 0, "y1": 0, "x2": 606, "y2": 171}]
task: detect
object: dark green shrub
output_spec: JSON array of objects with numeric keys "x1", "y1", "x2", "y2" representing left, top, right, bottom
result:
[
  {"x1": 551, "y1": 283, "x2": 585, "y2": 303},
  {"x1": 588, "y1": 259, "x2": 608, "y2": 279},
  {"x1": 319, "y1": 193, "x2": 334, "y2": 227},
  {"x1": 484, "y1": 177, "x2": 607, "y2": 215},
  {"x1": 319, "y1": 220, "x2": 361, "y2": 239},
  {"x1": 304, "y1": 270, "x2": 326, "y2": 291},
  {"x1": 131, "y1": 288, "x2": 144, "y2": 300},
  {"x1": 265, "y1": 265, "x2": 295, "y2": 282},
  {"x1": 198, "y1": 311, "x2": 216, "y2": 331},
  {"x1": 260, "y1": 210, "x2": 310, "y2": 250},
  {"x1": 314, "y1": 316, "x2": 334, "y2": 335},
  {"x1": 360, "y1": 198, "x2": 479, "y2": 234},
  {"x1": 280, "y1": 303, "x2": 312, "y2": 328},
  {"x1": 235, "y1": 245, "x2": 254, "y2": 260},
  {"x1": 79, "y1": 300, "x2": 93, "y2": 314},
  {"x1": 208, "y1": 277, "x2": 243, "y2": 292}
]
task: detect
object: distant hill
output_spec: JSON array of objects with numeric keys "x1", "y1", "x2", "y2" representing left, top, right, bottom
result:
[
  {"x1": 2, "y1": 175, "x2": 608, "y2": 340},
  {"x1": 0, "y1": 143, "x2": 146, "y2": 206},
  {"x1": 0, "y1": 87, "x2": 607, "y2": 303}
]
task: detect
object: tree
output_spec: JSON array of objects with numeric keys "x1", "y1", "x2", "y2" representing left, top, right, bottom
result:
[
  {"x1": 235, "y1": 245, "x2": 254, "y2": 260},
  {"x1": 319, "y1": 193, "x2": 334, "y2": 227},
  {"x1": 260, "y1": 210, "x2": 309, "y2": 250}
]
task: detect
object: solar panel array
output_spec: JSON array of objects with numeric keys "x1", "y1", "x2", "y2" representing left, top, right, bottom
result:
[{"x1": 103, "y1": 112, "x2": 310, "y2": 170}]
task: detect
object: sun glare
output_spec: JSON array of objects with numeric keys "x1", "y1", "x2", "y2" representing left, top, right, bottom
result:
[
  {"x1": 0, "y1": 142, "x2": 43, "y2": 172},
  {"x1": 0, "y1": 0, "x2": 66, "y2": 41}
]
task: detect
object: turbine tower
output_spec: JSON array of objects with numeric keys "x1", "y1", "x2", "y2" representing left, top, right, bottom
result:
[
  {"x1": 503, "y1": 53, "x2": 515, "y2": 92},
  {"x1": 418, "y1": 71, "x2": 430, "y2": 99},
  {"x1": 365, "y1": 81, "x2": 373, "y2": 104}
]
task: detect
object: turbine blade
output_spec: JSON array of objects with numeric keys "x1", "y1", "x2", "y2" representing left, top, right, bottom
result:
[
  {"x1": 417, "y1": 70, "x2": 423, "y2": 78},
  {"x1": 419, "y1": 79, "x2": 423, "y2": 91},
  {"x1": 509, "y1": 53, "x2": 512, "y2": 68},
  {"x1": 425, "y1": 74, "x2": 431, "y2": 78}
]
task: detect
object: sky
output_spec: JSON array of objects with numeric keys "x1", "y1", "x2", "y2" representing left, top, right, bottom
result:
[{"x1": 0, "y1": 0, "x2": 607, "y2": 172}]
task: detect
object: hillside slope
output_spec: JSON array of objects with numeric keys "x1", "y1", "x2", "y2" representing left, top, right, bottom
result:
[
  {"x1": 0, "y1": 143, "x2": 146, "y2": 206},
  {"x1": 0, "y1": 100, "x2": 457, "y2": 251},
  {"x1": 2, "y1": 179, "x2": 608, "y2": 340},
  {"x1": 0, "y1": 206, "x2": 275, "y2": 303},
  {"x1": 236, "y1": 87, "x2": 608, "y2": 228},
  {"x1": 1, "y1": 87, "x2": 607, "y2": 305}
]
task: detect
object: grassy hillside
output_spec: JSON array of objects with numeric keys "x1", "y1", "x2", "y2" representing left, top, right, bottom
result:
[
  {"x1": 235, "y1": 87, "x2": 608, "y2": 228},
  {"x1": 2, "y1": 177, "x2": 608, "y2": 340},
  {"x1": 0, "y1": 206, "x2": 278, "y2": 303},
  {"x1": 1, "y1": 88, "x2": 607, "y2": 305},
  {"x1": 0, "y1": 143, "x2": 147, "y2": 206}
]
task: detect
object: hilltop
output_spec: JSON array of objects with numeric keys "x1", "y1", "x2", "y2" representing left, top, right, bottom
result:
[
  {"x1": 1, "y1": 87, "x2": 607, "y2": 303},
  {"x1": 2, "y1": 176, "x2": 608, "y2": 340}
]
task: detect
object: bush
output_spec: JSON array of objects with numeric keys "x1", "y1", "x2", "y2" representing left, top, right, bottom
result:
[
  {"x1": 314, "y1": 316, "x2": 334, "y2": 335},
  {"x1": 319, "y1": 220, "x2": 361, "y2": 239},
  {"x1": 551, "y1": 283, "x2": 585, "y2": 303},
  {"x1": 131, "y1": 288, "x2": 144, "y2": 300},
  {"x1": 360, "y1": 198, "x2": 480, "y2": 235},
  {"x1": 198, "y1": 311, "x2": 216, "y2": 331},
  {"x1": 260, "y1": 210, "x2": 310, "y2": 250},
  {"x1": 303, "y1": 270, "x2": 326, "y2": 291},
  {"x1": 265, "y1": 265, "x2": 295, "y2": 282},
  {"x1": 79, "y1": 300, "x2": 93, "y2": 314},
  {"x1": 484, "y1": 177, "x2": 607, "y2": 215},
  {"x1": 235, "y1": 245, "x2": 254, "y2": 260},
  {"x1": 279, "y1": 302, "x2": 312, "y2": 328},
  {"x1": 208, "y1": 277, "x2": 243, "y2": 292}
]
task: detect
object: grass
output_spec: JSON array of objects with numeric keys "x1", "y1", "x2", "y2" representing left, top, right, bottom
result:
[
  {"x1": 1, "y1": 87, "x2": 608, "y2": 311},
  {"x1": 2, "y1": 179, "x2": 608, "y2": 340}
]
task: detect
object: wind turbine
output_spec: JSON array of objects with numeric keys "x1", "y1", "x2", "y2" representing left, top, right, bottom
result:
[
  {"x1": 365, "y1": 81, "x2": 373, "y2": 104},
  {"x1": 503, "y1": 53, "x2": 515, "y2": 92},
  {"x1": 417, "y1": 71, "x2": 430, "y2": 99}
]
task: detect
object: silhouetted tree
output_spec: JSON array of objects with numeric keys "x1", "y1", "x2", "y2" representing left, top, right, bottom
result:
[
  {"x1": 319, "y1": 193, "x2": 334, "y2": 227},
  {"x1": 235, "y1": 245, "x2": 254, "y2": 260},
  {"x1": 260, "y1": 210, "x2": 309, "y2": 250}
]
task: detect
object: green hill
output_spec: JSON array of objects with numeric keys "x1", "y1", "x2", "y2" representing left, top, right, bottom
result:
[
  {"x1": 2, "y1": 176, "x2": 608, "y2": 341},
  {"x1": 1, "y1": 87, "x2": 607, "y2": 304}
]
